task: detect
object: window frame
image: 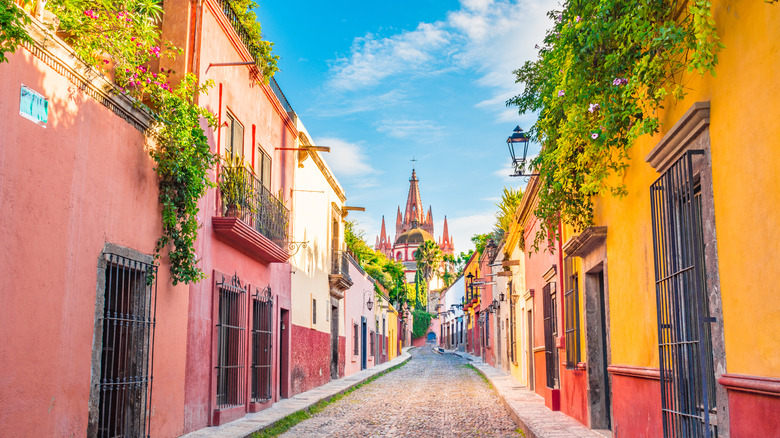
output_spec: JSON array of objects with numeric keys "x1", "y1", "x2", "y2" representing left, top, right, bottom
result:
[
  {"x1": 224, "y1": 112, "x2": 244, "y2": 158},
  {"x1": 564, "y1": 256, "x2": 581, "y2": 369}
]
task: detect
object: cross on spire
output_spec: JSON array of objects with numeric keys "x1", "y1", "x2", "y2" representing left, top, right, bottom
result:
[{"x1": 411, "y1": 157, "x2": 417, "y2": 170}]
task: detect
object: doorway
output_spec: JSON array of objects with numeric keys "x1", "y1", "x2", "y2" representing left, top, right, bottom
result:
[
  {"x1": 527, "y1": 309, "x2": 534, "y2": 391},
  {"x1": 330, "y1": 304, "x2": 339, "y2": 379},
  {"x1": 361, "y1": 317, "x2": 367, "y2": 370},
  {"x1": 586, "y1": 267, "x2": 612, "y2": 431},
  {"x1": 279, "y1": 308, "x2": 289, "y2": 399}
]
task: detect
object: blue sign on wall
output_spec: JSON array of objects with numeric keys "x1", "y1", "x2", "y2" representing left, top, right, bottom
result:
[{"x1": 20, "y1": 84, "x2": 48, "y2": 126}]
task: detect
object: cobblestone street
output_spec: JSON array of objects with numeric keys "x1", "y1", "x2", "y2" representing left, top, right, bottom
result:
[{"x1": 280, "y1": 347, "x2": 519, "y2": 437}]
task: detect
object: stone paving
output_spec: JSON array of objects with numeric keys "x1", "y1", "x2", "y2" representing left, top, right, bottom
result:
[
  {"x1": 280, "y1": 347, "x2": 519, "y2": 437},
  {"x1": 453, "y1": 351, "x2": 605, "y2": 438}
]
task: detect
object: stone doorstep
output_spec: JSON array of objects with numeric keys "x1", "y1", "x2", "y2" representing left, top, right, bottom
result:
[
  {"x1": 448, "y1": 351, "x2": 602, "y2": 438},
  {"x1": 179, "y1": 348, "x2": 414, "y2": 438}
]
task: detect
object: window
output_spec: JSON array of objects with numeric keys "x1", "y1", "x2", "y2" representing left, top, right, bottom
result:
[
  {"x1": 397, "y1": 251, "x2": 402, "y2": 261},
  {"x1": 94, "y1": 253, "x2": 157, "y2": 438},
  {"x1": 256, "y1": 147, "x2": 271, "y2": 192},
  {"x1": 543, "y1": 282, "x2": 559, "y2": 389},
  {"x1": 224, "y1": 112, "x2": 244, "y2": 158},
  {"x1": 353, "y1": 323, "x2": 359, "y2": 355},
  {"x1": 564, "y1": 257, "x2": 581, "y2": 369},
  {"x1": 312, "y1": 298, "x2": 317, "y2": 325},
  {"x1": 251, "y1": 286, "x2": 273, "y2": 403},
  {"x1": 382, "y1": 318, "x2": 387, "y2": 353},
  {"x1": 650, "y1": 150, "x2": 717, "y2": 436},
  {"x1": 485, "y1": 311, "x2": 490, "y2": 347},
  {"x1": 216, "y1": 274, "x2": 247, "y2": 409},
  {"x1": 370, "y1": 330, "x2": 375, "y2": 357},
  {"x1": 508, "y1": 281, "x2": 517, "y2": 364}
]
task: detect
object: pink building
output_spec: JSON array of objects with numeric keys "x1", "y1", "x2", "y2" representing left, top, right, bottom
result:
[
  {"x1": 0, "y1": 18, "x2": 191, "y2": 438},
  {"x1": 159, "y1": 0, "x2": 296, "y2": 430},
  {"x1": 343, "y1": 256, "x2": 379, "y2": 375}
]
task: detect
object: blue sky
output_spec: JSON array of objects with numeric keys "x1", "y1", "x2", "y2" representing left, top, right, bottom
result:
[{"x1": 256, "y1": 0, "x2": 555, "y2": 253}]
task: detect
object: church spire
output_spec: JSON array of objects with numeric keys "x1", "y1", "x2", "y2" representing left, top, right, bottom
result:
[
  {"x1": 379, "y1": 215, "x2": 387, "y2": 244},
  {"x1": 402, "y1": 168, "x2": 424, "y2": 232},
  {"x1": 375, "y1": 215, "x2": 392, "y2": 256},
  {"x1": 439, "y1": 216, "x2": 454, "y2": 255}
]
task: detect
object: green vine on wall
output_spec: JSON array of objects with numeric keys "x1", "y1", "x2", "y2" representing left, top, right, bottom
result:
[
  {"x1": 0, "y1": 0, "x2": 32, "y2": 63},
  {"x1": 507, "y1": 0, "x2": 723, "y2": 250},
  {"x1": 47, "y1": 0, "x2": 222, "y2": 284}
]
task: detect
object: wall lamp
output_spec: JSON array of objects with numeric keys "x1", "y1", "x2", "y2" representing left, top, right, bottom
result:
[{"x1": 363, "y1": 290, "x2": 374, "y2": 311}]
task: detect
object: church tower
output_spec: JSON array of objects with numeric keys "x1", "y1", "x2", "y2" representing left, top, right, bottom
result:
[{"x1": 375, "y1": 168, "x2": 454, "y2": 261}]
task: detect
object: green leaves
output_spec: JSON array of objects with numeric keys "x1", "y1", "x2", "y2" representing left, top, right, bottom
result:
[
  {"x1": 508, "y1": 0, "x2": 722, "y2": 250},
  {"x1": 0, "y1": 0, "x2": 32, "y2": 63},
  {"x1": 148, "y1": 75, "x2": 217, "y2": 285}
]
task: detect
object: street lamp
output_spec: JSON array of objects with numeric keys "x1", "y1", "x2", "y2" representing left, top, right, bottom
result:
[
  {"x1": 506, "y1": 126, "x2": 538, "y2": 177},
  {"x1": 466, "y1": 272, "x2": 475, "y2": 302},
  {"x1": 485, "y1": 239, "x2": 498, "y2": 262}
]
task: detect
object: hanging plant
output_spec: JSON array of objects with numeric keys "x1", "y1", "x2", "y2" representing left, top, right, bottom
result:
[
  {"x1": 508, "y1": 0, "x2": 723, "y2": 251},
  {"x1": 48, "y1": 0, "x2": 220, "y2": 284}
]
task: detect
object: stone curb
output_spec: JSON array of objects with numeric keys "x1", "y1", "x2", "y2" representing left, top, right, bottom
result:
[
  {"x1": 449, "y1": 351, "x2": 603, "y2": 438},
  {"x1": 180, "y1": 347, "x2": 415, "y2": 438}
]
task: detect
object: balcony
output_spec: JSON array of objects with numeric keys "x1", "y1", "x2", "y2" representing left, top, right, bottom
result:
[
  {"x1": 329, "y1": 250, "x2": 353, "y2": 296},
  {"x1": 212, "y1": 166, "x2": 289, "y2": 263}
]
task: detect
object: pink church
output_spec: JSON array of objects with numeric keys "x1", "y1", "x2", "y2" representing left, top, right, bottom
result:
[{"x1": 375, "y1": 169, "x2": 454, "y2": 281}]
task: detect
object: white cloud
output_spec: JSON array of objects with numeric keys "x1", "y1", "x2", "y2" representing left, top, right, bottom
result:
[
  {"x1": 324, "y1": 0, "x2": 553, "y2": 120},
  {"x1": 446, "y1": 213, "x2": 496, "y2": 253},
  {"x1": 375, "y1": 119, "x2": 444, "y2": 139},
  {"x1": 327, "y1": 22, "x2": 453, "y2": 92},
  {"x1": 313, "y1": 90, "x2": 407, "y2": 117},
  {"x1": 316, "y1": 137, "x2": 376, "y2": 179}
]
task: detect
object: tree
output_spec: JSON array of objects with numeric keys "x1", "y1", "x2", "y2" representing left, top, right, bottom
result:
[
  {"x1": 344, "y1": 220, "x2": 408, "y2": 305},
  {"x1": 493, "y1": 187, "x2": 524, "y2": 241},
  {"x1": 414, "y1": 240, "x2": 443, "y2": 287},
  {"x1": 507, "y1": 0, "x2": 722, "y2": 250}
]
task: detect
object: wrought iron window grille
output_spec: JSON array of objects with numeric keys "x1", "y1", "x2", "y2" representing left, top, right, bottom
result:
[
  {"x1": 564, "y1": 257, "x2": 581, "y2": 370},
  {"x1": 96, "y1": 253, "x2": 158, "y2": 438},
  {"x1": 651, "y1": 150, "x2": 717, "y2": 437},
  {"x1": 543, "y1": 282, "x2": 559, "y2": 389},
  {"x1": 216, "y1": 273, "x2": 247, "y2": 410},
  {"x1": 251, "y1": 285, "x2": 273, "y2": 403}
]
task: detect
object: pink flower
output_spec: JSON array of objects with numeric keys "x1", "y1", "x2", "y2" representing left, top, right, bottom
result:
[
  {"x1": 558, "y1": 90, "x2": 565, "y2": 97},
  {"x1": 131, "y1": 37, "x2": 136, "y2": 42},
  {"x1": 613, "y1": 78, "x2": 628, "y2": 86},
  {"x1": 588, "y1": 103, "x2": 600, "y2": 113},
  {"x1": 575, "y1": 16, "x2": 581, "y2": 22},
  {"x1": 591, "y1": 132, "x2": 599, "y2": 140}
]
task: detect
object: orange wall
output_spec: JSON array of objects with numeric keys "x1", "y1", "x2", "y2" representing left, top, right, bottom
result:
[{"x1": 0, "y1": 48, "x2": 189, "y2": 437}]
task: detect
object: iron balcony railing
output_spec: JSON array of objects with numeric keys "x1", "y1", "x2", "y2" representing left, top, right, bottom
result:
[
  {"x1": 269, "y1": 77, "x2": 294, "y2": 115},
  {"x1": 217, "y1": 165, "x2": 289, "y2": 248},
  {"x1": 331, "y1": 250, "x2": 351, "y2": 282}
]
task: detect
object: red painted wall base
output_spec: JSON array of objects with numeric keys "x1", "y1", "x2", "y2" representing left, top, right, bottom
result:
[
  {"x1": 290, "y1": 325, "x2": 331, "y2": 395},
  {"x1": 610, "y1": 368, "x2": 662, "y2": 438}
]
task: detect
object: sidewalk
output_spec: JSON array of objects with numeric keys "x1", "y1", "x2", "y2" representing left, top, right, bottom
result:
[
  {"x1": 451, "y1": 351, "x2": 606, "y2": 438},
  {"x1": 180, "y1": 348, "x2": 413, "y2": 438}
]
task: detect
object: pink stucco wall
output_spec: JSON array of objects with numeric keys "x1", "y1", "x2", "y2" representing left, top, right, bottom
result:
[
  {"x1": 175, "y1": 1, "x2": 296, "y2": 431},
  {"x1": 0, "y1": 47, "x2": 189, "y2": 437},
  {"x1": 344, "y1": 258, "x2": 377, "y2": 376}
]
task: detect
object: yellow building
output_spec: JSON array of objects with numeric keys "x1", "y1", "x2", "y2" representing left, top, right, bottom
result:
[{"x1": 565, "y1": 3, "x2": 780, "y2": 436}]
